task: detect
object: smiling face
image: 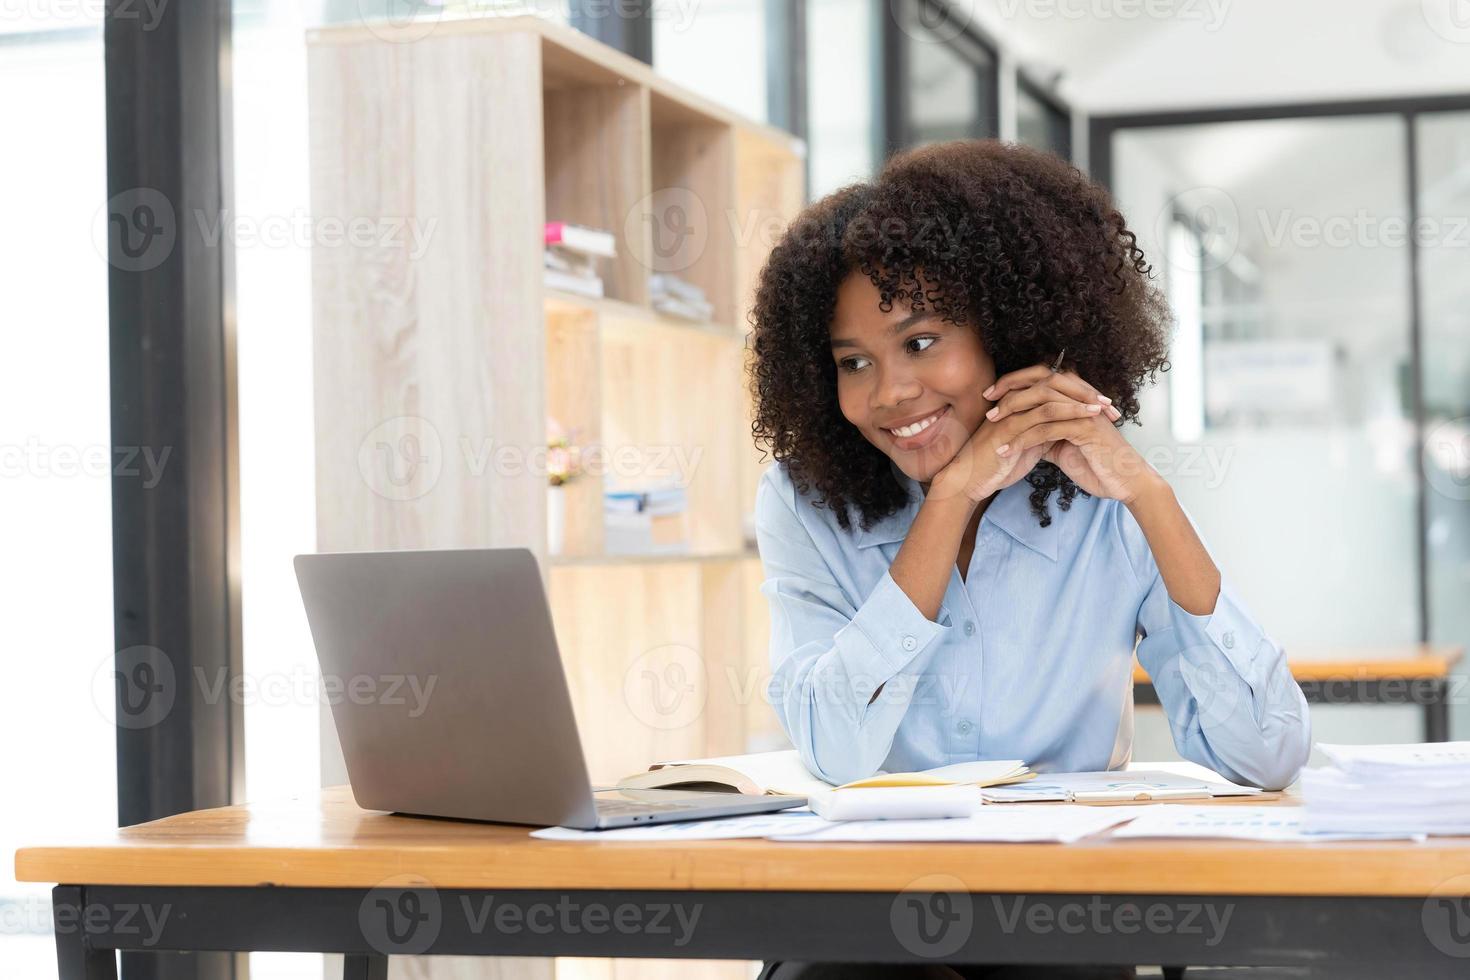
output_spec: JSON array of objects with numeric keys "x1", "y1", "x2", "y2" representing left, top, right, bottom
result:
[{"x1": 830, "y1": 269, "x2": 997, "y2": 490}]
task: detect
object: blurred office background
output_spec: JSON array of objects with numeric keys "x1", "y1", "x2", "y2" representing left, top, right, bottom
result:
[{"x1": 4, "y1": 1, "x2": 1469, "y2": 977}]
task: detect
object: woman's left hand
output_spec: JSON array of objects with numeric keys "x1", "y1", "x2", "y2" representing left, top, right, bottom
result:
[{"x1": 982, "y1": 362, "x2": 1161, "y2": 505}]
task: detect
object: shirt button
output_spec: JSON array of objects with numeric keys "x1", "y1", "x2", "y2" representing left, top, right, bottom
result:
[
  {"x1": 964, "y1": 621, "x2": 976, "y2": 636},
  {"x1": 956, "y1": 720, "x2": 973, "y2": 735},
  {"x1": 902, "y1": 634, "x2": 917, "y2": 652},
  {"x1": 1223, "y1": 631, "x2": 1235, "y2": 649}
]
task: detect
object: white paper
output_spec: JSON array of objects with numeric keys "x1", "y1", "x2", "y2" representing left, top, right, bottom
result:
[
  {"x1": 808, "y1": 785, "x2": 982, "y2": 821},
  {"x1": 982, "y1": 770, "x2": 1263, "y2": 803},
  {"x1": 529, "y1": 809, "x2": 825, "y2": 841},
  {"x1": 1317, "y1": 741, "x2": 1470, "y2": 772},
  {"x1": 1110, "y1": 805, "x2": 1426, "y2": 843},
  {"x1": 765, "y1": 805, "x2": 1156, "y2": 843}
]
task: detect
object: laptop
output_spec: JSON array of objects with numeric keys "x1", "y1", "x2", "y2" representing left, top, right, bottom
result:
[{"x1": 293, "y1": 546, "x2": 807, "y2": 829}]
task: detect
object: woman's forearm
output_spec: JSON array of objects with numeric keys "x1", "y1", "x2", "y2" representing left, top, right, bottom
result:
[
  {"x1": 1124, "y1": 474, "x2": 1221, "y2": 616},
  {"x1": 891, "y1": 483, "x2": 977, "y2": 622}
]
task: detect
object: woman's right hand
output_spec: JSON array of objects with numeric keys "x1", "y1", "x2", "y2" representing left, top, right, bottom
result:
[{"x1": 929, "y1": 392, "x2": 1106, "y2": 506}]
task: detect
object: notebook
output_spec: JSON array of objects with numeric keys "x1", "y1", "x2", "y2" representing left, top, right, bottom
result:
[{"x1": 615, "y1": 749, "x2": 1035, "y2": 798}]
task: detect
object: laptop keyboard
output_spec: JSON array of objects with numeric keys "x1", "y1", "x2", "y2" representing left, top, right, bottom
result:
[{"x1": 594, "y1": 799, "x2": 704, "y2": 815}]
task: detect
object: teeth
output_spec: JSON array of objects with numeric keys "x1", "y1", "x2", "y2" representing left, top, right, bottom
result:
[{"x1": 888, "y1": 411, "x2": 941, "y2": 438}]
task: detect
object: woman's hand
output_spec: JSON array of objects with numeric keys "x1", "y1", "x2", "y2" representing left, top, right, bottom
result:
[
  {"x1": 930, "y1": 382, "x2": 1108, "y2": 506},
  {"x1": 983, "y1": 362, "x2": 1161, "y2": 505}
]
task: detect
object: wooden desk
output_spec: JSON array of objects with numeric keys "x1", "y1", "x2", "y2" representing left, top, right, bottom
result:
[
  {"x1": 16, "y1": 786, "x2": 1470, "y2": 978},
  {"x1": 1134, "y1": 644, "x2": 1463, "y2": 741}
]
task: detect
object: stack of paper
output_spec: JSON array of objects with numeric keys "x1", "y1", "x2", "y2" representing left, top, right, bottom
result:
[
  {"x1": 1301, "y1": 741, "x2": 1470, "y2": 836},
  {"x1": 648, "y1": 272, "x2": 713, "y2": 321},
  {"x1": 603, "y1": 482, "x2": 690, "y2": 555},
  {"x1": 981, "y1": 770, "x2": 1263, "y2": 804},
  {"x1": 1112, "y1": 805, "x2": 1425, "y2": 843}
]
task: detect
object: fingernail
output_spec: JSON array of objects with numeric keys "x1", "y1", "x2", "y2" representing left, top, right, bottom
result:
[
  {"x1": 983, "y1": 386, "x2": 995, "y2": 398},
  {"x1": 1108, "y1": 406, "x2": 1121, "y2": 419},
  {"x1": 1086, "y1": 403, "x2": 1101, "y2": 413},
  {"x1": 996, "y1": 444, "x2": 1009, "y2": 456},
  {"x1": 986, "y1": 407, "x2": 999, "y2": 420},
  {"x1": 1097, "y1": 394, "x2": 1112, "y2": 404}
]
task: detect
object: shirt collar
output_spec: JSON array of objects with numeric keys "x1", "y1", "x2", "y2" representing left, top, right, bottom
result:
[{"x1": 852, "y1": 470, "x2": 1059, "y2": 561}]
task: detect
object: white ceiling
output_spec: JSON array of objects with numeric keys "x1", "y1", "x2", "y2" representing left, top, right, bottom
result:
[{"x1": 962, "y1": 0, "x2": 1470, "y2": 113}]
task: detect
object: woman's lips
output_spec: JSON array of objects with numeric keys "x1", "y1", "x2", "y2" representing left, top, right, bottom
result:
[{"x1": 884, "y1": 405, "x2": 951, "y2": 451}]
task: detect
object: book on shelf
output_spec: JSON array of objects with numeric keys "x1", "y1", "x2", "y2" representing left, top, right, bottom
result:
[
  {"x1": 615, "y1": 749, "x2": 1034, "y2": 798},
  {"x1": 604, "y1": 484, "x2": 687, "y2": 515},
  {"x1": 604, "y1": 509, "x2": 689, "y2": 554},
  {"x1": 544, "y1": 266, "x2": 604, "y2": 298},
  {"x1": 544, "y1": 245, "x2": 601, "y2": 276},
  {"x1": 544, "y1": 221, "x2": 617, "y2": 258},
  {"x1": 652, "y1": 295, "x2": 714, "y2": 322},
  {"x1": 648, "y1": 271, "x2": 713, "y2": 321},
  {"x1": 648, "y1": 272, "x2": 706, "y2": 303}
]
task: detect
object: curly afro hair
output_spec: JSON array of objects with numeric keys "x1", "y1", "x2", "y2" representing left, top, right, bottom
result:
[{"x1": 745, "y1": 138, "x2": 1172, "y2": 534}]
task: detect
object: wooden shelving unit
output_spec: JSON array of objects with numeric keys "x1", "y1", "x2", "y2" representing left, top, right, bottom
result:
[{"x1": 306, "y1": 8, "x2": 804, "y2": 870}]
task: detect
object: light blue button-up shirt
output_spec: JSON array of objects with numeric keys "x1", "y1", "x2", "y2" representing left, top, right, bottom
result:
[{"x1": 754, "y1": 460, "x2": 1311, "y2": 791}]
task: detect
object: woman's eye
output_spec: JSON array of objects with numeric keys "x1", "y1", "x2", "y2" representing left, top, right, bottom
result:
[{"x1": 839, "y1": 337, "x2": 936, "y2": 374}]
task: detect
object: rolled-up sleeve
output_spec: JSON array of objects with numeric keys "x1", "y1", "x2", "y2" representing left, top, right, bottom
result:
[
  {"x1": 1121, "y1": 501, "x2": 1311, "y2": 791},
  {"x1": 755, "y1": 470, "x2": 954, "y2": 785}
]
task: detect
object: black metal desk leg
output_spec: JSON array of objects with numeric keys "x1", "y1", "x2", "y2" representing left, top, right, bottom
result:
[
  {"x1": 1162, "y1": 968, "x2": 1185, "y2": 980},
  {"x1": 1426, "y1": 681, "x2": 1450, "y2": 742},
  {"x1": 344, "y1": 954, "x2": 388, "y2": 980},
  {"x1": 53, "y1": 886, "x2": 118, "y2": 980}
]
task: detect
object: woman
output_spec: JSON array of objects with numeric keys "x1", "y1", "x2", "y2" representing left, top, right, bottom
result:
[{"x1": 745, "y1": 141, "x2": 1310, "y2": 980}]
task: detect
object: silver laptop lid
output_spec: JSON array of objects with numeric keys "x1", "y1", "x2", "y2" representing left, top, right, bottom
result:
[{"x1": 293, "y1": 547, "x2": 599, "y2": 828}]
